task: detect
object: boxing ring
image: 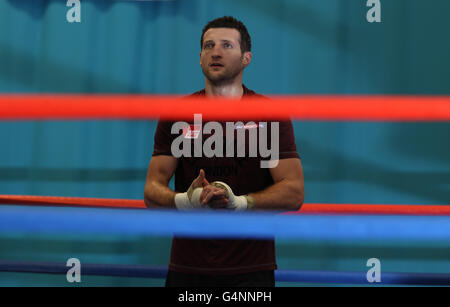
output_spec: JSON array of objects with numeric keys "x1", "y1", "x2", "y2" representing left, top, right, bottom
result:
[{"x1": 1, "y1": 95, "x2": 450, "y2": 286}]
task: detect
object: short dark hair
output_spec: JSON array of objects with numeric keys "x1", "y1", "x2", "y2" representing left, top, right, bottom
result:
[{"x1": 201, "y1": 16, "x2": 251, "y2": 53}]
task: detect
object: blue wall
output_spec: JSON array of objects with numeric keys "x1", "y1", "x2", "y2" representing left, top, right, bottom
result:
[
  {"x1": 2, "y1": 0, "x2": 450, "y2": 94},
  {"x1": 0, "y1": 0, "x2": 449, "y2": 286}
]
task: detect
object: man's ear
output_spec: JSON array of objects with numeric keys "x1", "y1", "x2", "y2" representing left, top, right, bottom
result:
[{"x1": 242, "y1": 51, "x2": 252, "y2": 67}]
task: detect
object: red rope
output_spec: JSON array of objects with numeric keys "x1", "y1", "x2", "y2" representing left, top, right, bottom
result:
[
  {"x1": 1, "y1": 95, "x2": 450, "y2": 121},
  {"x1": 1, "y1": 195, "x2": 449, "y2": 215},
  {"x1": 0, "y1": 195, "x2": 144, "y2": 209},
  {"x1": 295, "y1": 203, "x2": 450, "y2": 216}
]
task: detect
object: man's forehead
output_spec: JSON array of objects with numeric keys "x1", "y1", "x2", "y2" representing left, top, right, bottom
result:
[{"x1": 203, "y1": 27, "x2": 240, "y2": 43}]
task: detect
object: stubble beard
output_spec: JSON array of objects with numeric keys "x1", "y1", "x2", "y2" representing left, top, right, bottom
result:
[{"x1": 202, "y1": 58, "x2": 244, "y2": 86}]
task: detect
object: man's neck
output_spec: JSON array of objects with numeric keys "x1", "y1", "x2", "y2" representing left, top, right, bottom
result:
[{"x1": 204, "y1": 78, "x2": 244, "y2": 99}]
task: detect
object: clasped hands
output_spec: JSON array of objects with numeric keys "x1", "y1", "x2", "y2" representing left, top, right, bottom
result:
[{"x1": 174, "y1": 169, "x2": 251, "y2": 211}]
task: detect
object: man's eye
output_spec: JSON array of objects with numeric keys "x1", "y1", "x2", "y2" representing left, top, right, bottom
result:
[
  {"x1": 224, "y1": 43, "x2": 232, "y2": 48},
  {"x1": 204, "y1": 43, "x2": 213, "y2": 49}
]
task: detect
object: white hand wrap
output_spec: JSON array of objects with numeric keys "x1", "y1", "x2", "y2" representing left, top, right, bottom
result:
[
  {"x1": 210, "y1": 181, "x2": 250, "y2": 211},
  {"x1": 174, "y1": 185, "x2": 204, "y2": 210}
]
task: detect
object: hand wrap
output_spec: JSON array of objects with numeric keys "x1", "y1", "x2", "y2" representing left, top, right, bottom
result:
[
  {"x1": 174, "y1": 183, "x2": 204, "y2": 210},
  {"x1": 210, "y1": 181, "x2": 254, "y2": 211}
]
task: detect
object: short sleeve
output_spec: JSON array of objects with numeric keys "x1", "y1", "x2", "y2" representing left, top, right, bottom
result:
[
  {"x1": 278, "y1": 120, "x2": 300, "y2": 160},
  {"x1": 152, "y1": 120, "x2": 176, "y2": 156}
]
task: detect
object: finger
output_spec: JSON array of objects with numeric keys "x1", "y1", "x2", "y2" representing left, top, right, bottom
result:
[
  {"x1": 199, "y1": 169, "x2": 209, "y2": 187},
  {"x1": 203, "y1": 188, "x2": 225, "y2": 204},
  {"x1": 202, "y1": 190, "x2": 216, "y2": 204},
  {"x1": 212, "y1": 190, "x2": 227, "y2": 198},
  {"x1": 204, "y1": 190, "x2": 226, "y2": 203},
  {"x1": 199, "y1": 169, "x2": 211, "y2": 187},
  {"x1": 199, "y1": 186, "x2": 211, "y2": 203},
  {"x1": 205, "y1": 195, "x2": 229, "y2": 208},
  {"x1": 193, "y1": 169, "x2": 205, "y2": 188}
]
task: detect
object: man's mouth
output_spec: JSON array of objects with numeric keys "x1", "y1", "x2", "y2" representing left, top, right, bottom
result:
[{"x1": 210, "y1": 63, "x2": 224, "y2": 67}]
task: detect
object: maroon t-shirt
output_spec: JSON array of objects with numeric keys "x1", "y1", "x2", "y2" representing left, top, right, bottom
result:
[{"x1": 152, "y1": 85, "x2": 299, "y2": 275}]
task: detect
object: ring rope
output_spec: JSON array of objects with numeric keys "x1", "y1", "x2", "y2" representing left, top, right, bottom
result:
[
  {"x1": 2, "y1": 205, "x2": 450, "y2": 241},
  {"x1": 0, "y1": 260, "x2": 449, "y2": 285},
  {"x1": 1, "y1": 95, "x2": 449, "y2": 120},
  {"x1": 1, "y1": 194, "x2": 449, "y2": 215},
  {"x1": 2, "y1": 95, "x2": 450, "y2": 286}
]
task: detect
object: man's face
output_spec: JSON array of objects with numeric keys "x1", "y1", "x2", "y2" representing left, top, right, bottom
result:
[{"x1": 200, "y1": 28, "x2": 251, "y2": 85}]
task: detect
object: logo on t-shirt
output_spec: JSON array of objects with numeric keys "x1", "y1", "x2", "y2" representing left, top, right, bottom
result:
[{"x1": 182, "y1": 125, "x2": 202, "y2": 139}]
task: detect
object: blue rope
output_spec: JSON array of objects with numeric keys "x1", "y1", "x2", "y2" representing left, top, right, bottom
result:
[
  {"x1": 1, "y1": 261, "x2": 450, "y2": 285},
  {"x1": 1, "y1": 205, "x2": 450, "y2": 241},
  {"x1": 275, "y1": 270, "x2": 450, "y2": 285},
  {"x1": 2, "y1": 205, "x2": 450, "y2": 241}
]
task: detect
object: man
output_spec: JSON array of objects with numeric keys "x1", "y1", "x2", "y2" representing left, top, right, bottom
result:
[{"x1": 144, "y1": 16, "x2": 304, "y2": 287}]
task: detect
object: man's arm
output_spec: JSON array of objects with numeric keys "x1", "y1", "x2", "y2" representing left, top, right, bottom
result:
[
  {"x1": 248, "y1": 158, "x2": 304, "y2": 211},
  {"x1": 143, "y1": 155, "x2": 178, "y2": 208},
  {"x1": 202, "y1": 158, "x2": 304, "y2": 211}
]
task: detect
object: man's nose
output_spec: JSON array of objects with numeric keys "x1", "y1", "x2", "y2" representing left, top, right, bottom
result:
[{"x1": 211, "y1": 45, "x2": 223, "y2": 57}]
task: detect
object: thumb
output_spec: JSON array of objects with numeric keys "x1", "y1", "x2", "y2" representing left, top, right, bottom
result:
[
  {"x1": 199, "y1": 170, "x2": 211, "y2": 187},
  {"x1": 192, "y1": 169, "x2": 206, "y2": 188},
  {"x1": 200, "y1": 169, "x2": 210, "y2": 186}
]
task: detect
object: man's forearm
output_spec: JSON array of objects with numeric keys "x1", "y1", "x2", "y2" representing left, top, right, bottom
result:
[
  {"x1": 248, "y1": 179, "x2": 304, "y2": 211},
  {"x1": 144, "y1": 181, "x2": 177, "y2": 209}
]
